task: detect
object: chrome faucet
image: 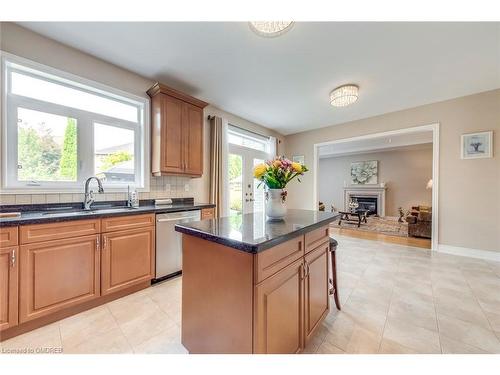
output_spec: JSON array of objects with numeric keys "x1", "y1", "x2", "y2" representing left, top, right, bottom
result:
[{"x1": 83, "y1": 177, "x2": 104, "y2": 210}]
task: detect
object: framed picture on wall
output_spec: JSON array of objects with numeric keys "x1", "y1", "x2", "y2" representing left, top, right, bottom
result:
[
  {"x1": 292, "y1": 155, "x2": 305, "y2": 164},
  {"x1": 461, "y1": 131, "x2": 493, "y2": 159},
  {"x1": 350, "y1": 160, "x2": 378, "y2": 184}
]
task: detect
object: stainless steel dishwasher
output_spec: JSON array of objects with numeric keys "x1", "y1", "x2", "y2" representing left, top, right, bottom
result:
[{"x1": 155, "y1": 210, "x2": 201, "y2": 282}]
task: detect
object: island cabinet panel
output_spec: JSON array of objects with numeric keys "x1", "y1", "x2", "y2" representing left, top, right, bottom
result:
[
  {"x1": 181, "y1": 234, "x2": 254, "y2": 354},
  {"x1": 255, "y1": 236, "x2": 303, "y2": 283},
  {"x1": 101, "y1": 227, "x2": 155, "y2": 295},
  {"x1": 1, "y1": 226, "x2": 18, "y2": 248},
  {"x1": 254, "y1": 257, "x2": 305, "y2": 354},
  {"x1": 0, "y1": 246, "x2": 19, "y2": 331},
  {"x1": 20, "y1": 219, "x2": 100, "y2": 244},
  {"x1": 19, "y1": 235, "x2": 100, "y2": 323},
  {"x1": 304, "y1": 242, "x2": 330, "y2": 342},
  {"x1": 305, "y1": 225, "x2": 329, "y2": 254}
]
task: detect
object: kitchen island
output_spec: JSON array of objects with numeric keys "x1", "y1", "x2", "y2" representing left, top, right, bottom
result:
[{"x1": 175, "y1": 209, "x2": 339, "y2": 354}]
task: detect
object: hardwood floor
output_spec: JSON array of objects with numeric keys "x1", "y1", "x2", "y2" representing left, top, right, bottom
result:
[{"x1": 329, "y1": 226, "x2": 432, "y2": 249}]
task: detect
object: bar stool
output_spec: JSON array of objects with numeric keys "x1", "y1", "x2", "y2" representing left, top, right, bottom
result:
[{"x1": 329, "y1": 237, "x2": 341, "y2": 310}]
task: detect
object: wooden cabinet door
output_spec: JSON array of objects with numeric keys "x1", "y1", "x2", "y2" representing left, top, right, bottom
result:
[
  {"x1": 254, "y1": 257, "x2": 304, "y2": 354},
  {"x1": 183, "y1": 102, "x2": 203, "y2": 176},
  {"x1": 0, "y1": 246, "x2": 18, "y2": 331},
  {"x1": 304, "y1": 241, "x2": 330, "y2": 342},
  {"x1": 161, "y1": 94, "x2": 184, "y2": 174},
  {"x1": 19, "y1": 235, "x2": 100, "y2": 323},
  {"x1": 101, "y1": 226, "x2": 155, "y2": 295}
]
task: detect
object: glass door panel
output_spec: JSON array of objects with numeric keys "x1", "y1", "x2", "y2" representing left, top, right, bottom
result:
[{"x1": 228, "y1": 153, "x2": 243, "y2": 217}]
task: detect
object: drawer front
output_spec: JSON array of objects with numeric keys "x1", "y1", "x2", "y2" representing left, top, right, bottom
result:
[
  {"x1": 305, "y1": 225, "x2": 329, "y2": 254},
  {"x1": 255, "y1": 236, "x2": 304, "y2": 284},
  {"x1": 201, "y1": 207, "x2": 215, "y2": 220},
  {"x1": 101, "y1": 213, "x2": 155, "y2": 233},
  {"x1": 1, "y1": 226, "x2": 18, "y2": 248},
  {"x1": 20, "y1": 219, "x2": 100, "y2": 244}
]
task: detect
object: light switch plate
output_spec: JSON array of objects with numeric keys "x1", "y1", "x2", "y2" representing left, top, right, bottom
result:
[
  {"x1": 165, "y1": 183, "x2": 171, "y2": 192},
  {"x1": 184, "y1": 184, "x2": 190, "y2": 192}
]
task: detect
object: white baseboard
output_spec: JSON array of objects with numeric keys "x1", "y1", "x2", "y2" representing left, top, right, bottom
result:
[{"x1": 437, "y1": 244, "x2": 500, "y2": 262}]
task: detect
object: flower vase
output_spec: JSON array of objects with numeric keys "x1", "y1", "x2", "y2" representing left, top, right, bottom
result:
[{"x1": 265, "y1": 188, "x2": 287, "y2": 220}]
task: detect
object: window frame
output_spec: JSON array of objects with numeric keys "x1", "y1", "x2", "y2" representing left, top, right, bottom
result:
[
  {"x1": 1, "y1": 52, "x2": 150, "y2": 193},
  {"x1": 227, "y1": 124, "x2": 271, "y2": 154}
]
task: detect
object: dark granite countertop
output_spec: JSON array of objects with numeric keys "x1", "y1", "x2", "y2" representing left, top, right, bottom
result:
[
  {"x1": 175, "y1": 209, "x2": 339, "y2": 253},
  {"x1": 0, "y1": 199, "x2": 215, "y2": 227}
]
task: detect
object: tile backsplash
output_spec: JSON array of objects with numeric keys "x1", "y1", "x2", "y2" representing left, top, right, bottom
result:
[{"x1": 0, "y1": 175, "x2": 208, "y2": 205}]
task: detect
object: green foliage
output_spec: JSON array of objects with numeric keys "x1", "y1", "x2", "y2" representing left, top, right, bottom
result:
[
  {"x1": 101, "y1": 151, "x2": 132, "y2": 171},
  {"x1": 18, "y1": 124, "x2": 61, "y2": 181},
  {"x1": 230, "y1": 195, "x2": 242, "y2": 212},
  {"x1": 59, "y1": 118, "x2": 77, "y2": 180},
  {"x1": 228, "y1": 154, "x2": 242, "y2": 181}
]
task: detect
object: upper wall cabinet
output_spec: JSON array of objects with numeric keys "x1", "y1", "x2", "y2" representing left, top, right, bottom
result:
[{"x1": 147, "y1": 83, "x2": 208, "y2": 177}]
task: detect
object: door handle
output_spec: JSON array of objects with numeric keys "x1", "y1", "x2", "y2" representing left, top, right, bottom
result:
[
  {"x1": 10, "y1": 249, "x2": 16, "y2": 267},
  {"x1": 157, "y1": 217, "x2": 198, "y2": 223}
]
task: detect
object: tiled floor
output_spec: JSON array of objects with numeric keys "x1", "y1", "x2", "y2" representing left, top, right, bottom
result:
[{"x1": 2, "y1": 235, "x2": 500, "y2": 354}]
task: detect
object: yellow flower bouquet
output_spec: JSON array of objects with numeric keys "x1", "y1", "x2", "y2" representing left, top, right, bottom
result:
[{"x1": 253, "y1": 156, "x2": 308, "y2": 190}]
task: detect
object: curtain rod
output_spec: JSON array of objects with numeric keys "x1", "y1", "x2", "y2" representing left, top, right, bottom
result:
[{"x1": 208, "y1": 115, "x2": 273, "y2": 140}]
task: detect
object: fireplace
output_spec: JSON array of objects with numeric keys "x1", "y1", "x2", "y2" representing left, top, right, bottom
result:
[
  {"x1": 350, "y1": 196, "x2": 378, "y2": 216},
  {"x1": 343, "y1": 186, "x2": 386, "y2": 217}
]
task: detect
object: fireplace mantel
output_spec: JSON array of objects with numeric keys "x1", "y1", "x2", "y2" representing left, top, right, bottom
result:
[{"x1": 343, "y1": 185, "x2": 387, "y2": 217}]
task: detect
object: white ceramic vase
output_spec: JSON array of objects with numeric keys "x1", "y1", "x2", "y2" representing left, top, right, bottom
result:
[{"x1": 265, "y1": 188, "x2": 287, "y2": 220}]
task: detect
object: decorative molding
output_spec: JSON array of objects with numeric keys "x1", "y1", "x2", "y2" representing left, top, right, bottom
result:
[
  {"x1": 437, "y1": 244, "x2": 500, "y2": 262},
  {"x1": 343, "y1": 186, "x2": 386, "y2": 217}
]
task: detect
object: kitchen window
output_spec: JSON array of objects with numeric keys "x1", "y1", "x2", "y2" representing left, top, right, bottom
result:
[{"x1": 1, "y1": 54, "x2": 149, "y2": 192}]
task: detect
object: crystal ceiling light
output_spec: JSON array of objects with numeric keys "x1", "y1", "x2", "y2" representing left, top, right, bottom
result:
[
  {"x1": 249, "y1": 21, "x2": 294, "y2": 37},
  {"x1": 330, "y1": 84, "x2": 359, "y2": 107}
]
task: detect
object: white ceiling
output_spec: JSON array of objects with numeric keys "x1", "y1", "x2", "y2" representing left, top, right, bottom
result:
[
  {"x1": 18, "y1": 22, "x2": 500, "y2": 135},
  {"x1": 318, "y1": 130, "x2": 433, "y2": 158}
]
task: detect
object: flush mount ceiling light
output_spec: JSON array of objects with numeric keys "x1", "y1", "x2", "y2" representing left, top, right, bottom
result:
[
  {"x1": 249, "y1": 21, "x2": 294, "y2": 37},
  {"x1": 330, "y1": 84, "x2": 359, "y2": 107}
]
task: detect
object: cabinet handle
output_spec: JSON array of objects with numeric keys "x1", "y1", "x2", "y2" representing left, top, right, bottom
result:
[
  {"x1": 103, "y1": 237, "x2": 107, "y2": 250},
  {"x1": 96, "y1": 236, "x2": 100, "y2": 251},
  {"x1": 304, "y1": 262, "x2": 310, "y2": 278},
  {"x1": 10, "y1": 249, "x2": 16, "y2": 267}
]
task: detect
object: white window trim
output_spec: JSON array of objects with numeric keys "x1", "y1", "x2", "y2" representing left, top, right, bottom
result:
[
  {"x1": 227, "y1": 124, "x2": 271, "y2": 154},
  {"x1": 0, "y1": 51, "x2": 150, "y2": 194}
]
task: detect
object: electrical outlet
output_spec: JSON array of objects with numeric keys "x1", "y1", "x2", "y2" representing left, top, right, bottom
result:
[
  {"x1": 184, "y1": 184, "x2": 190, "y2": 192},
  {"x1": 165, "y1": 183, "x2": 171, "y2": 192}
]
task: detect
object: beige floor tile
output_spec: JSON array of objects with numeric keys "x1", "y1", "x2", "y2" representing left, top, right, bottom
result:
[
  {"x1": 323, "y1": 313, "x2": 356, "y2": 351},
  {"x1": 132, "y1": 324, "x2": 186, "y2": 354},
  {"x1": 483, "y1": 310, "x2": 500, "y2": 332},
  {"x1": 118, "y1": 306, "x2": 178, "y2": 347},
  {"x1": 388, "y1": 298, "x2": 438, "y2": 332},
  {"x1": 107, "y1": 293, "x2": 159, "y2": 325},
  {"x1": 440, "y1": 335, "x2": 489, "y2": 354},
  {"x1": 316, "y1": 340, "x2": 345, "y2": 354},
  {"x1": 64, "y1": 327, "x2": 132, "y2": 354},
  {"x1": 1, "y1": 323, "x2": 62, "y2": 354},
  {"x1": 435, "y1": 295, "x2": 491, "y2": 330},
  {"x1": 437, "y1": 314, "x2": 500, "y2": 353},
  {"x1": 344, "y1": 325, "x2": 382, "y2": 354},
  {"x1": 378, "y1": 338, "x2": 419, "y2": 354},
  {"x1": 59, "y1": 305, "x2": 119, "y2": 348},
  {"x1": 382, "y1": 317, "x2": 441, "y2": 353}
]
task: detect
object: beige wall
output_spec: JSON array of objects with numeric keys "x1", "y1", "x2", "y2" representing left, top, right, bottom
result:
[
  {"x1": 318, "y1": 145, "x2": 433, "y2": 216},
  {"x1": 0, "y1": 22, "x2": 284, "y2": 205},
  {"x1": 286, "y1": 89, "x2": 500, "y2": 253}
]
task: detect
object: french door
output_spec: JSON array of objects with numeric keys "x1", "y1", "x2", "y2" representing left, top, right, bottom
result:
[{"x1": 228, "y1": 144, "x2": 268, "y2": 216}]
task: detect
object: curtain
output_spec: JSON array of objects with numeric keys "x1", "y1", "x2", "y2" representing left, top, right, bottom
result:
[{"x1": 209, "y1": 115, "x2": 229, "y2": 218}]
